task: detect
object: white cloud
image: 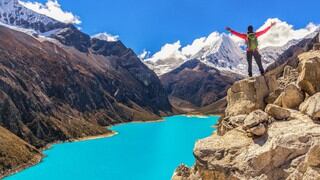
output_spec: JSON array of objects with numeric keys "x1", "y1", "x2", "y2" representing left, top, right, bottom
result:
[
  {"x1": 256, "y1": 18, "x2": 318, "y2": 49},
  {"x1": 146, "y1": 32, "x2": 222, "y2": 63},
  {"x1": 146, "y1": 41, "x2": 186, "y2": 62},
  {"x1": 19, "y1": 0, "x2": 81, "y2": 24},
  {"x1": 92, "y1": 32, "x2": 119, "y2": 42}
]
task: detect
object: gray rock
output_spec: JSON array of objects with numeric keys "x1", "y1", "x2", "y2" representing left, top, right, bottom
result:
[
  {"x1": 225, "y1": 76, "x2": 275, "y2": 116},
  {"x1": 274, "y1": 83, "x2": 304, "y2": 109},
  {"x1": 299, "y1": 92, "x2": 320, "y2": 120},
  {"x1": 265, "y1": 104, "x2": 291, "y2": 120},
  {"x1": 297, "y1": 51, "x2": 320, "y2": 95},
  {"x1": 248, "y1": 123, "x2": 267, "y2": 136},
  {"x1": 243, "y1": 110, "x2": 269, "y2": 129}
]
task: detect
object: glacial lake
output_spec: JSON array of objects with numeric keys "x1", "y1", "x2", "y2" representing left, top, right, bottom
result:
[{"x1": 7, "y1": 115, "x2": 218, "y2": 180}]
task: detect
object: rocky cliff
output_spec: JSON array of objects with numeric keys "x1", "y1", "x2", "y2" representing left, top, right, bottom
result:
[{"x1": 172, "y1": 37, "x2": 320, "y2": 180}]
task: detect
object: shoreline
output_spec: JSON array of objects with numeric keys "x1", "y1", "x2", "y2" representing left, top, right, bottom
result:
[
  {"x1": 1, "y1": 154, "x2": 43, "y2": 179},
  {"x1": 3, "y1": 131, "x2": 114, "y2": 179},
  {"x1": 2, "y1": 114, "x2": 218, "y2": 179}
]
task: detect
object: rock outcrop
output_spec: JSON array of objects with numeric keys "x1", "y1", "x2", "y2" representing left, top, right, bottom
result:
[
  {"x1": 297, "y1": 51, "x2": 320, "y2": 95},
  {"x1": 176, "y1": 112, "x2": 320, "y2": 180},
  {"x1": 173, "y1": 48, "x2": 320, "y2": 179},
  {"x1": 225, "y1": 75, "x2": 277, "y2": 116}
]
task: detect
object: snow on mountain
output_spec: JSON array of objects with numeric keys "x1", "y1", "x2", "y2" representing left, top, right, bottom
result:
[
  {"x1": 144, "y1": 33, "x2": 247, "y2": 75},
  {"x1": 190, "y1": 34, "x2": 246, "y2": 73},
  {"x1": 19, "y1": 0, "x2": 81, "y2": 24},
  {"x1": 144, "y1": 18, "x2": 318, "y2": 76},
  {"x1": 0, "y1": 0, "x2": 67, "y2": 33},
  {"x1": 91, "y1": 32, "x2": 119, "y2": 42}
]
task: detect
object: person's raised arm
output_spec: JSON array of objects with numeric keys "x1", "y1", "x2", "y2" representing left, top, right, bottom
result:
[
  {"x1": 255, "y1": 22, "x2": 276, "y2": 37},
  {"x1": 226, "y1": 27, "x2": 247, "y2": 39}
]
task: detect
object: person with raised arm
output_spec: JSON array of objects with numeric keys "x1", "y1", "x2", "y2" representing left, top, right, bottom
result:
[{"x1": 226, "y1": 22, "x2": 276, "y2": 77}]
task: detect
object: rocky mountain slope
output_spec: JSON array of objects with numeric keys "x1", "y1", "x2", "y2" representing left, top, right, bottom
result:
[
  {"x1": 172, "y1": 35, "x2": 320, "y2": 180},
  {"x1": 160, "y1": 59, "x2": 243, "y2": 109},
  {"x1": 0, "y1": 0, "x2": 173, "y2": 176},
  {"x1": 0, "y1": 125, "x2": 42, "y2": 179},
  {"x1": 0, "y1": 24, "x2": 172, "y2": 149}
]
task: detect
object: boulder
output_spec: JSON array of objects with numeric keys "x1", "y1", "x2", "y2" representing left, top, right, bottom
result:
[
  {"x1": 297, "y1": 51, "x2": 320, "y2": 95},
  {"x1": 247, "y1": 123, "x2": 267, "y2": 136},
  {"x1": 228, "y1": 115, "x2": 247, "y2": 127},
  {"x1": 299, "y1": 92, "x2": 320, "y2": 120},
  {"x1": 225, "y1": 76, "x2": 276, "y2": 116},
  {"x1": 217, "y1": 115, "x2": 247, "y2": 136},
  {"x1": 243, "y1": 110, "x2": 269, "y2": 129},
  {"x1": 274, "y1": 83, "x2": 304, "y2": 109},
  {"x1": 265, "y1": 104, "x2": 291, "y2": 120},
  {"x1": 306, "y1": 143, "x2": 320, "y2": 167}
]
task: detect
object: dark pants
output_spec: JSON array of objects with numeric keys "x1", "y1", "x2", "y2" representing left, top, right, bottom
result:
[{"x1": 247, "y1": 50, "x2": 264, "y2": 77}]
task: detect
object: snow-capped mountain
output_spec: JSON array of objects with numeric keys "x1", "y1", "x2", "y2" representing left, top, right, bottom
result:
[
  {"x1": 190, "y1": 34, "x2": 246, "y2": 73},
  {"x1": 0, "y1": 0, "x2": 66, "y2": 33},
  {"x1": 144, "y1": 19, "x2": 319, "y2": 76},
  {"x1": 144, "y1": 34, "x2": 247, "y2": 75},
  {"x1": 92, "y1": 32, "x2": 119, "y2": 42}
]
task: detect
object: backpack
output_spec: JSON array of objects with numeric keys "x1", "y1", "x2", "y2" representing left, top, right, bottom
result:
[{"x1": 247, "y1": 33, "x2": 258, "y2": 51}]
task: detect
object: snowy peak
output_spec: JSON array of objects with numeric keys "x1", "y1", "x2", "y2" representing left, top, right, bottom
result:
[
  {"x1": 91, "y1": 32, "x2": 119, "y2": 42},
  {"x1": 0, "y1": 0, "x2": 66, "y2": 33},
  {"x1": 145, "y1": 33, "x2": 246, "y2": 75},
  {"x1": 191, "y1": 34, "x2": 246, "y2": 73}
]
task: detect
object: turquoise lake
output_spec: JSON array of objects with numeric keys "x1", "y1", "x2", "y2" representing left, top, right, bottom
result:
[{"x1": 7, "y1": 115, "x2": 218, "y2": 180}]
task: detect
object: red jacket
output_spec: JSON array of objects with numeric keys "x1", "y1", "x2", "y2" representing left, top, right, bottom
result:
[{"x1": 229, "y1": 25, "x2": 272, "y2": 50}]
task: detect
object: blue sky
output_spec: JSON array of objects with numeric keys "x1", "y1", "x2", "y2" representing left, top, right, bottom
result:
[{"x1": 25, "y1": 0, "x2": 320, "y2": 54}]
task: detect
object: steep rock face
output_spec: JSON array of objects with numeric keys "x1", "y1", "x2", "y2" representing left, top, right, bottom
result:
[
  {"x1": 297, "y1": 51, "x2": 320, "y2": 95},
  {"x1": 50, "y1": 25, "x2": 91, "y2": 53},
  {"x1": 0, "y1": 126, "x2": 42, "y2": 179},
  {"x1": 160, "y1": 59, "x2": 242, "y2": 108},
  {"x1": 0, "y1": 25, "x2": 171, "y2": 148},
  {"x1": 225, "y1": 75, "x2": 277, "y2": 116}
]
